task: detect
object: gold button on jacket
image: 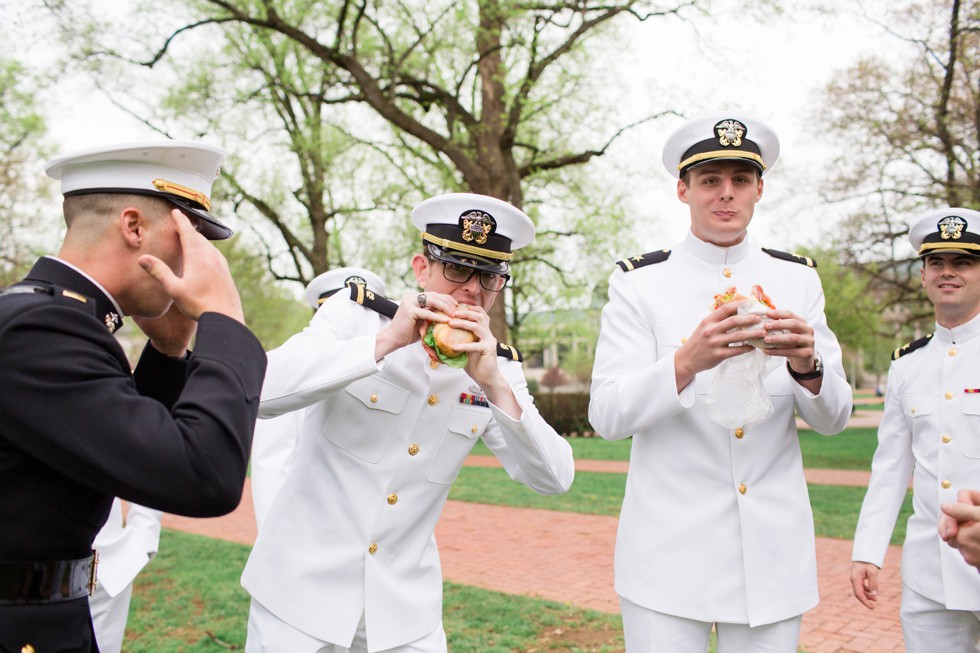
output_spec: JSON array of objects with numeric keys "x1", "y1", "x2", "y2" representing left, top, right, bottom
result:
[
  {"x1": 408, "y1": 443, "x2": 420, "y2": 455},
  {"x1": 738, "y1": 483, "x2": 747, "y2": 495},
  {"x1": 387, "y1": 493, "x2": 398, "y2": 505},
  {"x1": 734, "y1": 427, "x2": 745, "y2": 439},
  {"x1": 427, "y1": 394, "x2": 439, "y2": 406}
]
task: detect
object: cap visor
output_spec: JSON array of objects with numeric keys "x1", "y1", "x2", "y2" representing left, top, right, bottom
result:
[
  {"x1": 168, "y1": 197, "x2": 233, "y2": 240},
  {"x1": 426, "y1": 243, "x2": 507, "y2": 274},
  {"x1": 920, "y1": 248, "x2": 980, "y2": 258}
]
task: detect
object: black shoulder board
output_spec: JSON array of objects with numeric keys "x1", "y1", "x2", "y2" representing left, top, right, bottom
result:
[
  {"x1": 762, "y1": 248, "x2": 817, "y2": 268},
  {"x1": 0, "y1": 284, "x2": 102, "y2": 326},
  {"x1": 616, "y1": 249, "x2": 671, "y2": 272},
  {"x1": 496, "y1": 342, "x2": 523, "y2": 362},
  {"x1": 348, "y1": 281, "x2": 397, "y2": 319},
  {"x1": 892, "y1": 333, "x2": 933, "y2": 360},
  {"x1": 0, "y1": 284, "x2": 54, "y2": 299}
]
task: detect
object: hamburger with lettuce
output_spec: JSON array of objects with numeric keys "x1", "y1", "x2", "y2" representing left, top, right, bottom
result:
[{"x1": 421, "y1": 312, "x2": 476, "y2": 368}]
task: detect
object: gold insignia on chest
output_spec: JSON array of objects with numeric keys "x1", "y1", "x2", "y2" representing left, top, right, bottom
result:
[{"x1": 105, "y1": 312, "x2": 120, "y2": 332}]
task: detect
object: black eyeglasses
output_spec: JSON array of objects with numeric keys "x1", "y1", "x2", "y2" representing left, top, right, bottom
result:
[{"x1": 438, "y1": 260, "x2": 510, "y2": 292}]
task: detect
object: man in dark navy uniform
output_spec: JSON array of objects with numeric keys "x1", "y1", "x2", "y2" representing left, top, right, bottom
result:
[{"x1": 0, "y1": 141, "x2": 267, "y2": 652}]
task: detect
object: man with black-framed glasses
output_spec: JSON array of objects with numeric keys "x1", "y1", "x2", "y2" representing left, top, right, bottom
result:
[{"x1": 242, "y1": 192, "x2": 574, "y2": 653}]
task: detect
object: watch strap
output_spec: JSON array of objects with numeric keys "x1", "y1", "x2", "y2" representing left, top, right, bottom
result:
[{"x1": 787, "y1": 353, "x2": 823, "y2": 381}]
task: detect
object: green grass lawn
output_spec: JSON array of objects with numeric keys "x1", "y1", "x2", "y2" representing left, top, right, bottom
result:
[
  {"x1": 798, "y1": 427, "x2": 878, "y2": 470},
  {"x1": 124, "y1": 530, "x2": 624, "y2": 651}
]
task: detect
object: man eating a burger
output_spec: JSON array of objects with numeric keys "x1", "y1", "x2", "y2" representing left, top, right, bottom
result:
[
  {"x1": 241, "y1": 192, "x2": 574, "y2": 653},
  {"x1": 588, "y1": 113, "x2": 853, "y2": 652}
]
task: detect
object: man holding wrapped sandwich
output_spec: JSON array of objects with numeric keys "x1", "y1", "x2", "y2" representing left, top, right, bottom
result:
[
  {"x1": 242, "y1": 192, "x2": 574, "y2": 653},
  {"x1": 589, "y1": 113, "x2": 852, "y2": 652}
]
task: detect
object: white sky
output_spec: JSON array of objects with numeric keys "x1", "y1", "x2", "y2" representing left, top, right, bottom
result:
[{"x1": 5, "y1": 0, "x2": 908, "y2": 255}]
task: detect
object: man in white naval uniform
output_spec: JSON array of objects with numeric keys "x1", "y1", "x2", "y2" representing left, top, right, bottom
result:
[
  {"x1": 241, "y1": 193, "x2": 575, "y2": 653},
  {"x1": 589, "y1": 114, "x2": 852, "y2": 653},
  {"x1": 852, "y1": 207, "x2": 980, "y2": 652},
  {"x1": 89, "y1": 500, "x2": 163, "y2": 653},
  {"x1": 250, "y1": 267, "x2": 386, "y2": 531}
]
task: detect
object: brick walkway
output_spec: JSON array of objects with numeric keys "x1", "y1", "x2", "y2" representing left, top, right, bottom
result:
[{"x1": 162, "y1": 454, "x2": 906, "y2": 651}]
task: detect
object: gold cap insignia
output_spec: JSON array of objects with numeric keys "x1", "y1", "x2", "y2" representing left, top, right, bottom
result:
[
  {"x1": 938, "y1": 215, "x2": 966, "y2": 240},
  {"x1": 460, "y1": 210, "x2": 495, "y2": 245},
  {"x1": 715, "y1": 119, "x2": 745, "y2": 148}
]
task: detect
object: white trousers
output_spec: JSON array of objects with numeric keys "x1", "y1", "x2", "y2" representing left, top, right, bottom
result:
[
  {"x1": 620, "y1": 596, "x2": 802, "y2": 653},
  {"x1": 89, "y1": 582, "x2": 134, "y2": 653},
  {"x1": 246, "y1": 598, "x2": 447, "y2": 653},
  {"x1": 901, "y1": 583, "x2": 980, "y2": 653}
]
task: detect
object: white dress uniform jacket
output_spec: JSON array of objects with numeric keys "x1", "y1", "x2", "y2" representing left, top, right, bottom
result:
[
  {"x1": 250, "y1": 409, "x2": 304, "y2": 531},
  {"x1": 89, "y1": 499, "x2": 163, "y2": 652},
  {"x1": 241, "y1": 290, "x2": 574, "y2": 651},
  {"x1": 853, "y1": 314, "x2": 980, "y2": 610},
  {"x1": 589, "y1": 231, "x2": 852, "y2": 626}
]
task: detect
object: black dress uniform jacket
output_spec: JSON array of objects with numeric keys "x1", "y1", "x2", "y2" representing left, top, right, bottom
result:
[{"x1": 0, "y1": 257, "x2": 266, "y2": 652}]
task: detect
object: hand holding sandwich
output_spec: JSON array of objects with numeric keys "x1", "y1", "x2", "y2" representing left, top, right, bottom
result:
[
  {"x1": 375, "y1": 291, "x2": 519, "y2": 413},
  {"x1": 697, "y1": 283, "x2": 821, "y2": 391},
  {"x1": 673, "y1": 300, "x2": 765, "y2": 392},
  {"x1": 375, "y1": 290, "x2": 454, "y2": 361}
]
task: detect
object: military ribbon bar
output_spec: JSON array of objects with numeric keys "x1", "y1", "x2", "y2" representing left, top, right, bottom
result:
[{"x1": 459, "y1": 392, "x2": 489, "y2": 407}]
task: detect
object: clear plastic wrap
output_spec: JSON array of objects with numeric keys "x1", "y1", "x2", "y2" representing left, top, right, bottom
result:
[
  {"x1": 703, "y1": 348, "x2": 778, "y2": 428},
  {"x1": 703, "y1": 284, "x2": 782, "y2": 428}
]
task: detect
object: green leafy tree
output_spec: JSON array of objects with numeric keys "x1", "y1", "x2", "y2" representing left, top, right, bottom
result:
[
  {"x1": 0, "y1": 55, "x2": 53, "y2": 285},
  {"x1": 217, "y1": 237, "x2": 313, "y2": 350},
  {"x1": 49, "y1": 0, "x2": 700, "y2": 340},
  {"x1": 801, "y1": 247, "x2": 895, "y2": 385},
  {"x1": 817, "y1": 0, "x2": 980, "y2": 325}
]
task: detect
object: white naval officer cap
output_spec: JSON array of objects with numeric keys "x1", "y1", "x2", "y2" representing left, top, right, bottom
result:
[
  {"x1": 909, "y1": 207, "x2": 980, "y2": 258},
  {"x1": 44, "y1": 141, "x2": 232, "y2": 240},
  {"x1": 411, "y1": 193, "x2": 535, "y2": 275},
  {"x1": 662, "y1": 113, "x2": 780, "y2": 179},
  {"x1": 305, "y1": 267, "x2": 387, "y2": 308}
]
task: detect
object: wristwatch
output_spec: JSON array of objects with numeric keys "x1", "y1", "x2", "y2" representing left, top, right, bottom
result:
[{"x1": 788, "y1": 352, "x2": 823, "y2": 381}]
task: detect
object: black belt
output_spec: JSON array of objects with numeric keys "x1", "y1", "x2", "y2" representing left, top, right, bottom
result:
[{"x1": 0, "y1": 553, "x2": 97, "y2": 604}]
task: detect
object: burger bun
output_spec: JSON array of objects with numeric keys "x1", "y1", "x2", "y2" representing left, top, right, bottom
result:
[{"x1": 433, "y1": 322, "x2": 476, "y2": 357}]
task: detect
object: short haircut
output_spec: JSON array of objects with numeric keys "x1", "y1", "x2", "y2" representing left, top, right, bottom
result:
[{"x1": 63, "y1": 193, "x2": 173, "y2": 228}]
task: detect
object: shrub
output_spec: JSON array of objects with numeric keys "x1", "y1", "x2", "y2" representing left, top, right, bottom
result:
[{"x1": 532, "y1": 392, "x2": 593, "y2": 435}]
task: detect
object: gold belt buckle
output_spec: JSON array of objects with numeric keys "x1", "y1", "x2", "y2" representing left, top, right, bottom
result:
[{"x1": 88, "y1": 550, "x2": 99, "y2": 596}]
